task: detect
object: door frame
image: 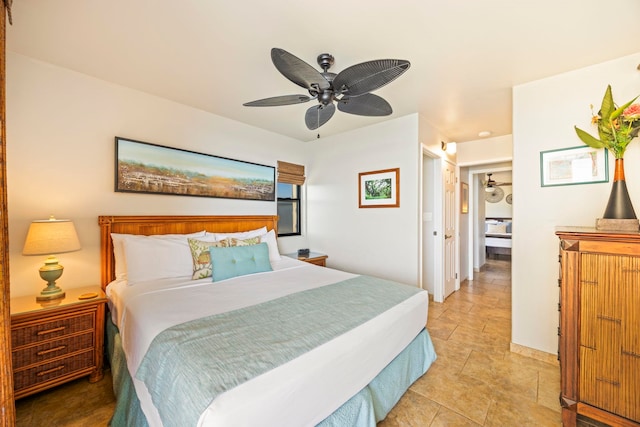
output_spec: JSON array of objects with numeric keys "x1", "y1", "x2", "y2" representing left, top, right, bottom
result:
[
  {"x1": 420, "y1": 145, "x2": 446, "y2": 302},
  {"x1": 464, "y1": 163, "x2": 512, "y2": 279}
]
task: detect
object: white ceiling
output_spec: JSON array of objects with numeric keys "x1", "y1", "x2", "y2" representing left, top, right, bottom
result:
[{"x1": 6, "y1": 1, "x2": 640, "y2": 143}]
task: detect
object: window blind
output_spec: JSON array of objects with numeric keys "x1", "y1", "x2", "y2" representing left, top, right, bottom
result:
[{"x1": 277, "y1": 161, "x2": 305, "y2": 185}]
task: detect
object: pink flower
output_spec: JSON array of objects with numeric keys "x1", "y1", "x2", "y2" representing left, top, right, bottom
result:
[{"x1": 623, "y1": 103, "x2": 640, "y2": 119}]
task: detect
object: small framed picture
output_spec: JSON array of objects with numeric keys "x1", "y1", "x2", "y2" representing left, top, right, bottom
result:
[
  {"x1": 358, "y1": 168, "x2": 400, "y2": 208},
  {"x1": 461, "y1": 182, "x2": 469, "y2": 214},
  {"x1": 540, "y1": 145, "x2": 608, "y2": 187}
]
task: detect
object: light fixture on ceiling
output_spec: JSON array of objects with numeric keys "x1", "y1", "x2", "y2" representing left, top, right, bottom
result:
[
  {"x1": 478, "y1": 130, "x2": 492, "y2": 138},
  {"x1": 441, "y1": 141, "x2": 457, "y2": 154}
]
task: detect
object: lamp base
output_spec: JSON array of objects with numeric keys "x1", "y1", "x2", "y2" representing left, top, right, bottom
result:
[
  {"x1": 36, "y1": 287, "x2": 65, "y2": 301},
  {"x1": 37, "y1": 258, "x2": 66, "y2": 301}
]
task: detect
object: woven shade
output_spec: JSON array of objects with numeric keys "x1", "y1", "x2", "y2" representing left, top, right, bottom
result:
[{"x1": 277, "y1": 161, "x2": 305, "y2": 185}]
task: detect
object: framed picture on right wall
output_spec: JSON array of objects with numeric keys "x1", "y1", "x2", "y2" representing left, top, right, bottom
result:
[{"x1": 540, "y1": 145, "x2": 608, "y2": 187}]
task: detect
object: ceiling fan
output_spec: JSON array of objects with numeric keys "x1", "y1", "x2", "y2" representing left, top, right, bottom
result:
[
  {"x1": 243, "y1": 48, "x2": 411, "y2": 130},
  {"x1": 483, "y1": 173, "x2": 512, "y2": 192}
]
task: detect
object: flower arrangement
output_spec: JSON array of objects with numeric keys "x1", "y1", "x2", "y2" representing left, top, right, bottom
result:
[{"x1": 575, "y1": 85, "x2": 640, "y2": 159}]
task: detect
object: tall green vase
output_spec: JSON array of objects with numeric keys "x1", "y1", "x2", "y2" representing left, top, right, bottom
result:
[{"x1": 603, "y1": 158, "x2": 637, "y2": 219}]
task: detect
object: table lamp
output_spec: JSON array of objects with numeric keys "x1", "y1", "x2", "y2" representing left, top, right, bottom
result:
[{"x1": 22, "y1": 216, "x2": 81, "y2": 301}]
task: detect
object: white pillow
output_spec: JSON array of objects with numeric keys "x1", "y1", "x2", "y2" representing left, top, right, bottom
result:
[
  {"x1": 487, "y1": 223, "x2": 508, "y2": 234},
  {"x1": 112, "y1": 231, "x2": 205, "y2": 281},
  {"x1": 210, "y1": 226, "x2": 268, "y2": 241},
  {"x1": 259, "y1": 229, "x2": 281, "y2": 261}
]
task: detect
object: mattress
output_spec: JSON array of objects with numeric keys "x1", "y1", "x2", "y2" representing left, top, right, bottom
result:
[{"x1": 107, "y1": 257, "x2": 431, "y2": 426}]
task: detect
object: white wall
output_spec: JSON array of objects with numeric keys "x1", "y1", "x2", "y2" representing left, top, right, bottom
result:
[
  {"x1": 7, "y1": 53, "x2": 430, "y2": 299},
  {"x1": 7, "y1": 53, "x2": 307, "y2": 297},
  {"x1": 457, "y1": 135, "x2": 512, "y2": 166},
  {"x1": 304, "y1": 114, "x2": 423, "y2": 286},
  {"x1": 512, "y1": 52, "x2": 640, "y2": 354}
]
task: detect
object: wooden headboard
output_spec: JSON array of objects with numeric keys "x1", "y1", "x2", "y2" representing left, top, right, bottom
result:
[{"x1": 98, "y1": 215, "x2": 278, "y2": 289}]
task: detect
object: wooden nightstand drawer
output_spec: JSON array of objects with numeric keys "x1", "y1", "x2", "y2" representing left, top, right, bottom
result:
[
  {"x1": 13, "y1": 349, "x2": 95, "y2": 393},
  {"x1": 12, "y1": 331, "x2": 94, "y2": 369},
  {"x1": 10, "y1": 286, "x2": 107, "y2": 398},
  {"x1": 284, "y1": 251, "x2": 328, "y2": 267},
  {"x1": 11, "y1": 311, "x2": 95, "y2": 347},
  {"x1": 304, "y1": 256, "x2": 327, "y2": 267}
]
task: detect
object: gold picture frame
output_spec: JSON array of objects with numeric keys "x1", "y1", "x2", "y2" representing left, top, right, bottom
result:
[{"x1": 461, "y1": 182, "x2": 469, "y2": 214}]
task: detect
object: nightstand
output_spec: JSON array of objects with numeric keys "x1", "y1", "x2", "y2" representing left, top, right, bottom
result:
[
  {"x1": 285, "y1": 251, "x2": 328, "y2": 267},
  {"x1": 10, "y1": 285, "x2": 107, "y2": 399}
]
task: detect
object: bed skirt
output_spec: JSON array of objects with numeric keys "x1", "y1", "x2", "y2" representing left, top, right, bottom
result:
[{"x1": 106, "y1": 317, "x2": 436, "y2": 427}]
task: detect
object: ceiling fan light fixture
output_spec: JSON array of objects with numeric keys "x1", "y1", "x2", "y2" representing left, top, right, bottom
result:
[{"x1": 244, "y1": 48, "x2": 411, "y2": 131}]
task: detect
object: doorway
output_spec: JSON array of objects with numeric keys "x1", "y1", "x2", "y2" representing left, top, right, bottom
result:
[
  {"x1": 462, "y1": 164, "x2": 512, "y2": 280},
  {"x1": 421, "y1": 147, "x2": 457, "y2": 303}
]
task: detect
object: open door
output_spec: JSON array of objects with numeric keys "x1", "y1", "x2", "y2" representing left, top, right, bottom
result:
[
  {"x1": 421, "y1": 148, "x2": 457, "y2": 303},
  {"x1": 443, "y1": 161, "x2": 457, "y2": 299}
]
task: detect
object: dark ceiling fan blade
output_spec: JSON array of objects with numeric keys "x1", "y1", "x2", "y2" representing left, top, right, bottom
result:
[
  {"x1": 271, "y1": 48, "x2": 330, "y2": 91},
  {"x1": 243, "y1": 94, "x2": 312, "y2": 107},
  {"x1": 333, "y1": 59, "x2": 410, "y2": 97},
  {"x1": 305, "y1": 103, "x2": 336, "y2": 130},
  {"x1": 337, "y1": 93, "x2": 392, "y2": 116}
]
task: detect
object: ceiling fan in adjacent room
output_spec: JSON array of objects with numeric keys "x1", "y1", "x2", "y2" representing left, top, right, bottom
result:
[
  {"x1": 243, "y1": 48, "x2": 411, "y2": 130},
  {"x1": 484, "y1": 173, "x2": 511, "y2": 203}
]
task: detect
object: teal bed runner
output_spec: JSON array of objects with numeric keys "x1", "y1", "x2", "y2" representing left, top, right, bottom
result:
[{"x1": 136, "y1": 275, "x2": 423, "y2": 427}]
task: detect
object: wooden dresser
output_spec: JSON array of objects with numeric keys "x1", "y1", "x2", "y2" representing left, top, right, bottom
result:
[
  {"x1": 556, "y1": 228, "x2": 640, "y2": 427},
  {"x1": 10, "y1": 286, "x2": 107, "y2": 399}
]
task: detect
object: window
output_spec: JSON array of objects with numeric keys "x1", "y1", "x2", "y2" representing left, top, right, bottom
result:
[
  {"x1": 277, "y1": 183, "x2": 300, "y2": 236},
  {"x1": 277, "y1": 161, "x2": 305, "y2": 236}
]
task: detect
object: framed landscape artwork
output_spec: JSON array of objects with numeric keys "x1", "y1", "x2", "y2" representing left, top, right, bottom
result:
[
  {"x1": 115, "y1": 137, "x2": 275, "y2": 201},
  {"x1": 540, "y1": 145, "x2": 608, "y2": 187},
  {"x1": 358, "y1": 168, "x2": 400, "y2": 208}
]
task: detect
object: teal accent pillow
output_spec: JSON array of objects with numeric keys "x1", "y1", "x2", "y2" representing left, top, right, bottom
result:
[{"x1": 209, "y1": 243, "x2": 272, "y2": 282}]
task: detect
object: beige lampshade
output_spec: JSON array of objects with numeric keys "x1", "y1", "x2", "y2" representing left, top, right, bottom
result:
[{"x1": 23, "y1": 216, "x2": 81, "y2": 255}]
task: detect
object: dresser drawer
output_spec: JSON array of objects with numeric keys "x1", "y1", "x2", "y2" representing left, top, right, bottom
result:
[
  {"x1": 13, "y1": 349, "x2": 95, "y2": 392},
  {"x1": 11, "y1": 311, "x2": 95, "y2": 347},
  {"x1": 11, "y1": 331, "x2": 94, "y2": 370}
]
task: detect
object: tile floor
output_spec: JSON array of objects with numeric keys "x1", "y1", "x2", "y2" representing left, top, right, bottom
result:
[
  {"x1": 15, "y1": 258, "x2": 563, "y2": 426},
  {"x1": 380, "y1": 257, "x2": 562, "y2": 426}
]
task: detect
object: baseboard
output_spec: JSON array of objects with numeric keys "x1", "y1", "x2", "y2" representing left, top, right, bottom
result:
[{"x1": 510, "y1": 342, "x2": 559, "y2": 366}]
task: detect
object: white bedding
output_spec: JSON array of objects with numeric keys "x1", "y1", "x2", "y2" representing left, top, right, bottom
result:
[
  {"x1": 485, "y1": 235, "x2": 512, "y2": 248},
  {"x1": 107, "y1": 257, "x2": 429, "y2": 427}
]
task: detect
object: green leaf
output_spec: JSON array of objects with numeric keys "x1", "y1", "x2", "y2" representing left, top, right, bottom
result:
[
  {"x1": 575, "y1": 126, "x2": 605, "y2": 148},
  {"x1": 599, "y1": 85, "x2": 615, "y2": 121},
  {"x1": 611, "y1": 96, "x2": 639, "y2": 120}
]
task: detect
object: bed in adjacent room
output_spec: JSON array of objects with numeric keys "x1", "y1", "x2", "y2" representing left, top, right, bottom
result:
[
  {"x1": 99, "y1": 215, "x2": 436, "y2": 427},
  {"x1": 485, "y1": 217, "x2": 512, "y2": 258}
]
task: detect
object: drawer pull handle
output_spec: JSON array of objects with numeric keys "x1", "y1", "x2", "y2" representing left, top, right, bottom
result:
[
  {"x1": 36, "y1": 326, "x2": 66, "y2": 336},
  {"x1": 36, "y1": 346, "x2": 66, "y2": 356},
  {"x1": 36, "y1": 365, "x2": 65, "y2": 377}
]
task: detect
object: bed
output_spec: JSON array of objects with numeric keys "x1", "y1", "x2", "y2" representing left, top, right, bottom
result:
[
  {"x1": 485, "y1": 217, "x2": 512, "y2": 258},
  {"x1": 99, "y1": 215, "x2": 436, "y2": 427}
]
